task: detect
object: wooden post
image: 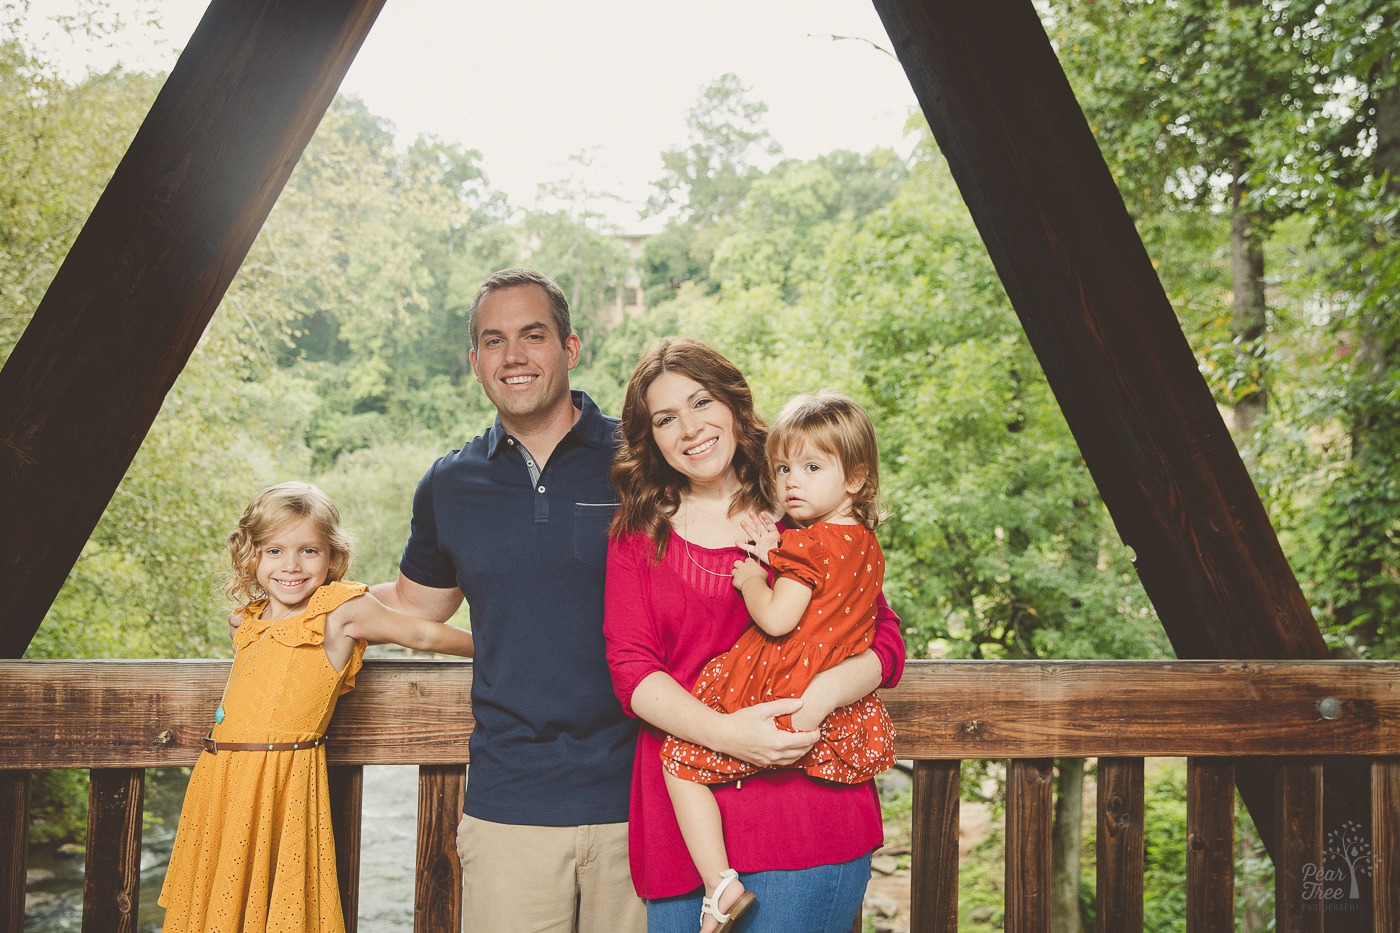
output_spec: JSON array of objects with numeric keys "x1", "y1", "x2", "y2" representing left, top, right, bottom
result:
[
  {"x1": 330, "y1": 765, "x2": 365, "y2": 933},
  {"x1": 1005, "y1": 758, "x2": 1053, "y2": 931},
  {"x1": 1186, "y1": 758, "x2": 1236, "y2": 933},
  {"x1": 1373, "y1": 759, "x2": 1400, "y2": 933},
  {"x1": 1275, "y1": 760, "x2": 1324, "y2": 933},
  {"x1": 0, "y1": 0, "x2": 388, "y2": 657},
  {"x1": 82, "y1": 768, "x2": 144, "y2": 933},
  {"x1": 1097, "y1": 757, "x2": 1145, "y2": 933},
  {"x1": 415, "y1": 765, "x2": 465, "y2": 933},
  {"x1": 909, "y1": 760, "x2": 960, "y2": 932},
  {"x1": 0, "y1": 771, "x2": 29, "y2": 933}
]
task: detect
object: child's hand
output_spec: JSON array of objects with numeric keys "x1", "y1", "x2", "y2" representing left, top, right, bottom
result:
[
  {"x1": 732, "y1": 556, "x2": 767, "y2": 591},
  {"x1": 737, "y1": 511, "x2": 780, "y2": 565},
  {"x1": 227, "y1": 611, "x2": 243, "y2": 641}
]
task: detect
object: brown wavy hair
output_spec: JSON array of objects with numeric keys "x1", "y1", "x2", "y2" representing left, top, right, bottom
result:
[
  {"x1": 224, "y1": 482, "x2": 354, "y2": 606},
  {"x1": 767, "y1": 391, "x2": 886, "y2": 530},
  {"x1": 610, "y1": 338, "x2": 775, "y2": 559}
]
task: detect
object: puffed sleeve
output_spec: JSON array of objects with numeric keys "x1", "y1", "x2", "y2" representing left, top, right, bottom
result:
[
  {"x1": 768, "y1": 527, "x2": 829, "y2": 592},
  {"x1": 603, "y1": 532, "x2": 666, "y2": 718}
]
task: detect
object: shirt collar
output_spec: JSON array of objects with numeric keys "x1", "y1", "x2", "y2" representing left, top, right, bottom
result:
[{"x1": 485, "y1": 390, "x2": 610, "y2": 459}]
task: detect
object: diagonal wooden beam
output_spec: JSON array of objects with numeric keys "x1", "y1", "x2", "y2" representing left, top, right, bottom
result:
[
  {"x1": 0, "y1": 0, "x2": 388, "y2": 657},
  {"x1": 868, "y1": 0, "x2": 1346, "y2": 865}
]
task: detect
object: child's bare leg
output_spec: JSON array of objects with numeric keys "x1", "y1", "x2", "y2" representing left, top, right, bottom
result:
[{"x1": 664, "y1": 770, "x2": 750, "y2": 932}]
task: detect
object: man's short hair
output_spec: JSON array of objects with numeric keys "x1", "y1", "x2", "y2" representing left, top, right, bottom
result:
[{"x1": 469, "y1": 268, "x2": 572, "y2": 349}]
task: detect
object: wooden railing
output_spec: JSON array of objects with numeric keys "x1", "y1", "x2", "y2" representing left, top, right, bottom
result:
[{"x1": 3, "y1": 658, "x2": 1398, "y2": 932}]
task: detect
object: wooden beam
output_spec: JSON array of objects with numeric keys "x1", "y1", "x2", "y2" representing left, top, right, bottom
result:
[
  {"x1": 868, "y1": 0, "x2": 1338, "y2": 862},
  {"x1": 866, "y1": 0, "x2": 1323, "y2": 662},
  {"x1": 0, "y1": 0, "x2": 388, "y2": 657},
  {"x1": 0, "y1": 659, "x2": 474, "y2": 769},
  {"x1": 6, "y1": 659, "x2": 1400, "y2": 768}
]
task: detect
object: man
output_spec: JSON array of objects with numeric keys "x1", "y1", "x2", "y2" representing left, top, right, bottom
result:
[{"x1": 371, "y1": 268, "x2": 645, "y2": 932}]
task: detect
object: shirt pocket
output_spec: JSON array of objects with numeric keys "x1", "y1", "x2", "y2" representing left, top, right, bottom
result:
[{"x1": 573, "y1": 502, "x2": 619, "y2": 571}]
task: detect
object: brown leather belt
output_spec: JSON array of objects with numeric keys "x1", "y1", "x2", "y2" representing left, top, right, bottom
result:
[{"x1": 203, "y1": 732, "x2": 328, "y2": 754}]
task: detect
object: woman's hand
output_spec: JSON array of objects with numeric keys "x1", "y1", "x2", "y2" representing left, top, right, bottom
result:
[
  {"x1": 708, "y1": 698, "x2": 820, "y2": 768},
  {"x1": 736, "y1": 511, "x2": 781, "y2": 565}
]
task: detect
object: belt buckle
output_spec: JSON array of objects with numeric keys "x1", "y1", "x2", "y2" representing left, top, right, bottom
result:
[{"x1": 203, "y1": 734, "x2": 218, "y2": 754}]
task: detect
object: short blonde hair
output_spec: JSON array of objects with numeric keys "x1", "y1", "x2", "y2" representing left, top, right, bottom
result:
[
  {"x1": 224, "y1": 482, "x2": 353, "y2": 606},
  {"x1": 766, "y1": 391, "x2": 885, "y2": 529}
]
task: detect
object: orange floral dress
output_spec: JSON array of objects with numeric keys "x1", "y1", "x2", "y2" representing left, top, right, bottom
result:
[
  {"x1": 158, "y1": 581, "x2": 368, "y2": 933},
  {"x1": 661, "y1": 522, "x2": 896, "y2": 785}
]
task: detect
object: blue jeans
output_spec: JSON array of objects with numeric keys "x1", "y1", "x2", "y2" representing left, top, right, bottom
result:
[{"x1": 645, "y1": 853, "x2": 873, "y2": 933}]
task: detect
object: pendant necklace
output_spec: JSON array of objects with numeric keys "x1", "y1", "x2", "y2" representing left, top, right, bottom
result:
[{"x1": 680, "y1": 501, "x2": 734, "y2": 578}]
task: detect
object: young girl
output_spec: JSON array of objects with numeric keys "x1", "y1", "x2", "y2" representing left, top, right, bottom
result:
[
  {"x1": 659, "y1": 391, "x2": 896, "y2": 932},
  {"x1": 158, "y1": 481, "x2": 474, "y2": 933}
]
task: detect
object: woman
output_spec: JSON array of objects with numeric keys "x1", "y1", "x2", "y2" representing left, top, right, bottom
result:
[{"x1": 604, "y1": 338, "x2": 905, "y2": 932}]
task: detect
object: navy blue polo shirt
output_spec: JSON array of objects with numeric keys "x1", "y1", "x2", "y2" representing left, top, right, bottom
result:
[{"x1": 400, "y1": 391, "x2": 634, "y2": 825}]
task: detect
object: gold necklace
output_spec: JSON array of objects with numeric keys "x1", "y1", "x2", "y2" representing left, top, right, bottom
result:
[{"x1": 679, "y1": 504, "x2": 734, "y2": 578}]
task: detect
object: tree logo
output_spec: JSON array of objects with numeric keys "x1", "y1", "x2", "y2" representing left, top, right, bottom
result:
[{"x1": 1302, "y1": 820, "x2": 1372, "y2": 904}]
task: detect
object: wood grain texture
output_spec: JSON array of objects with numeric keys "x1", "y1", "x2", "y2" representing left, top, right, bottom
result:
[
  {"x1": 864, "y1": 0, "x2": 1321, "y2": 662},
  {"x1": 909, "y1": 760, "x2": 960, "y2": 932},
  {"x1": 329, "y1": 765, "x2": 364, "y2": 933},
  {"x1": 1275, "y1": 760, "x2": 1324, "y2": 933},
  {"x1": 0, "y1": 659, "x2": 472, "y2": 768},
  {"x1": 0, "y1": 0, "x2": 389, "y2": 657},
  {"x1": 1005, "y1": 759, "x2": 1053, "y2": 932},
  {"x1": 1373, "y1": 759, "x2": 1400, "y2": 933},
  {"x1": 82, "y1": 768, "x2": 144, "y2": 933},
  {"x1": 5, "y1": 659, "x2": 1400, "y2": 768},
  {"x1": 1186, "y1": 759, "x2": 1235, "y2": 933},
  {"x1": 0, "y1": 771, "x2": 28, "y2": 933},
  {"x1": 415, "y1": 765, "x2": 464, "y2": 933},
  {"x1": 1097, "y1": 757, "x2": 1144, "y2": 933}
]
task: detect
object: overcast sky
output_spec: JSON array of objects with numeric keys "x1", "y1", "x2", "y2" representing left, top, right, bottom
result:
[{"x1": 23, "y1": 0, "x2": 923, "y2": 228}]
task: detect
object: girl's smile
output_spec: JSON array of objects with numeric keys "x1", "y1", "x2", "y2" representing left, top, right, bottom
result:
[{"x1": 255, "y1": 517, "x2": 332, "y2": 619}]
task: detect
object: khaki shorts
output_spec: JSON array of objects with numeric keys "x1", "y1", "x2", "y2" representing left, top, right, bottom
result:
[{"x1": 456, "y1": 812, "x2": 646, "y2": 933}]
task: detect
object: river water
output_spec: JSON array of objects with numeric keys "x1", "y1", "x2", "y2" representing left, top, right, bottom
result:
[{"x1": 25, "y1": 764, "x2": 423, "y2": 931}]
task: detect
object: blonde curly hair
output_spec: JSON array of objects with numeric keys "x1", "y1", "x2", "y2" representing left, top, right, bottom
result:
[{"x1": 224, "y1": 482, "x2": 354, "y2": 606}]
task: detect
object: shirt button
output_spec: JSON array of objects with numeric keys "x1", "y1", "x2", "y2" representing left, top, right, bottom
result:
[
  {"x1": 538, "y1": 485, "x2": 546, "y2": 493},
  {"x1": 507, "y1": 438, "x2": 515, "y2": 445}
]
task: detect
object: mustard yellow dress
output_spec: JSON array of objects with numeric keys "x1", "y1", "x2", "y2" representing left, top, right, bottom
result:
[{"x1": 159, "y1": 581, "x2": 368, "y2": 933}]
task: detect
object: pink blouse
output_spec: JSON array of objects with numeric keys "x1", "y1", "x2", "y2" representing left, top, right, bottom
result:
[{"x1": 604, "y1": 528, "x2": 906, "y2": 899}]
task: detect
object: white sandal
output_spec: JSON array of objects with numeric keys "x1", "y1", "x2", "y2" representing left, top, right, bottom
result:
[{"x1": 700, "y1": 869, "x2": 756, "y2": 932}]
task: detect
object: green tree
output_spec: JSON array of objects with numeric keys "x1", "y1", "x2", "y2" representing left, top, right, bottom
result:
[{"x1": 1050, "y1": 0, "x2": 1319, "y2": 442}]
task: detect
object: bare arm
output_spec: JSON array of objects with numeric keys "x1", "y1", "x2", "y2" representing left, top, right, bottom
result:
[
  {"x1": 629, "y1": 670, "x2": 818, "y2": 769},
  {"x1": 369, "y1": 573, "x2": 463, "y2": 622},
  {"x1": 731, "y1": 560, "x2": 811, "y2": 637},
  {"x1": 336, "y1": 595, "x2": 473, "y2": 655},
  {"x1": 791, "y1": 651, "x2": 882, "y2": 733}
]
